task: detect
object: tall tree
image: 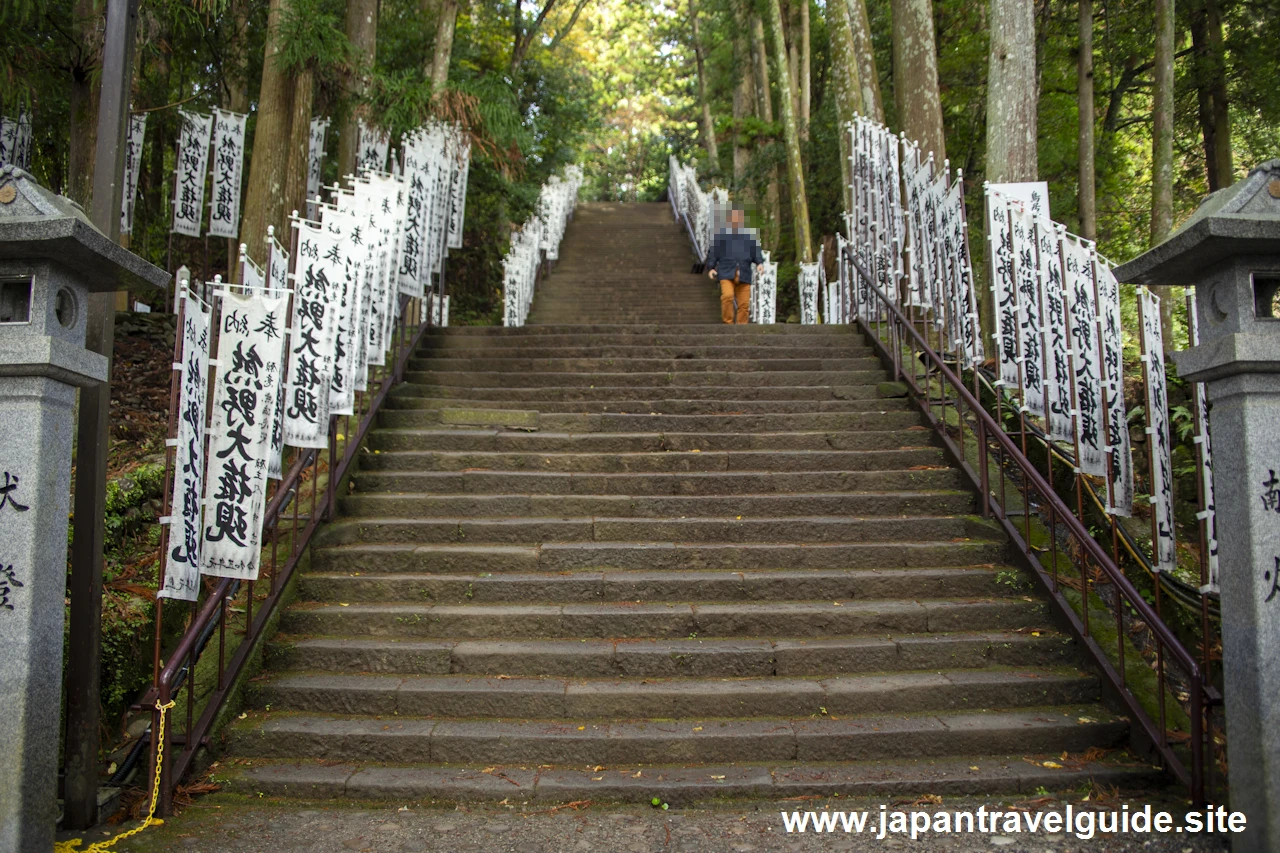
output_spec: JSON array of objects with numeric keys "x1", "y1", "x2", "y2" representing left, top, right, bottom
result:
[
  {"x1": 1190, "y1": 0, "x2": 1232, "y2": 190},
  {"x1": 891, "y1": 0, "x2": 946, "y2": 160},
  {"x1": 799, "y1": 0, "x2": 810, "y2": 131},
  {"x1": 1151, "y1": 0, "x2": 1174, "y2": 243},
  {"x1": 67, "y1": 0, "x2": 102, "y2": 208},
  {"x1": 765, "y1": 0, "x2": 812, "y2": 261},
  {"x1": 283, "y1": 68, "x2": 314, "y2": 219},
  {"x1": 845, "y1": 0, "x2": 883, "y2": 123},
  {"x1": 985, "y1": 0, "x2": 1038, "y2": 182},
  {"x1": 748, "y1": 8, "x2": 782, "y2": 247},
  {"x1": 827, "y1": 0, "x2": 864, "y2": 213},
  {"x1": 241, "y1": 0, "x2": 295, "y2": 255},
  {"x1": 337, "y1": 0, "x2": 378, "y2": 180},
  {"x1": 688, "y1": 0, "x2": 720, "y2": 170},
  {"x1": 732, "y1": 33, "x2": 752, "y2": 185},
  {"x1": 1078, "y1": 0, "x2": 1096, "y2": 239},
  {"x1": 429, "y1": 0, "x2": 460, "y2": 91}
]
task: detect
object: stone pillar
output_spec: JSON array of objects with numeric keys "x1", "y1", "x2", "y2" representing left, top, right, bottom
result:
[
  {"x1": 0, "y1": 167, "x2": 167, "y2": 852},
  {"x1": 1116, "y1": 159, "x2": 1280, "y2": 853}
]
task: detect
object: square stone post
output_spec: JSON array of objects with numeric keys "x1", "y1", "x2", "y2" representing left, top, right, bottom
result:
[
  {"x1": 0, "y1": 167, "x2": 166, "y2": 852},
  {"x1": 1116, "y1": 159, "x2": 1280, "y2": 853}
]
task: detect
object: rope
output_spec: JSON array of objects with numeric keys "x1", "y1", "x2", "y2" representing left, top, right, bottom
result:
[{"x1": 55, "y1": 700, "x2": 177, "y2": 853}]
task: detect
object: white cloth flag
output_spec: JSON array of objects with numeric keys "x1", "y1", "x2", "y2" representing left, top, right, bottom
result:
[
  {"x1": 358, "y1": 119, "x2": 390, "y2": 172},
  {"x1": 241, "y1": 254, "x2": 265, "y2": 291},
  {"x1": 1096, "y1": 260, "x2": 1134, "y2": 515},
  {"x1": 1010, "y1": 205, "x2": 1046, "y2": 415},
  {"x1": 200, "y1": 290, "x2": 289, "y2": 581},
  {"x1": 798, "y1": 263, "x2": 821, "y2": 325},
  {"x1": 986, "y1": 192, "x2": 1020, "y2": 389},
  {"x1": 1139, "y1": 287, "x2": 1177, "y2": 573},
  {"x1": 159, "y1": 294, "x2": 210, "y2": 601},
  {"x1": 172, "y1": 110, "x2": 213, "y2": 237},
  {"x1": 1037, "y1": 221, "x2": 1073, "y2": 441},
  {"x1": 320, "y1": 210, "x2": 364, "y2": 416},
  {"x1": 283, "y1": 220, "x2": 342, "y2": 448},
  {"x1": 208, "y1": 109, "x2": 248, "y2": 239},
  {"x1": 399, "y1": 133, "x2": 431, "y2": 296},
  {"x1": 267, "y1": 231, "x2": 290, "y2": 295},
  {"x1": 1060, "y1": 236, "x2": 1107, "y2": 477},
  {"x1": 121, "y1": 113, "x2": 147, "y2": 235},
  {"x1": 307, "y1": 117, "x2": 330, "y2": 220},
  {"x1": 1187, "y1": 297, "x2": 1219, "y2": 591},
  {"x1": 447, "y1": 137, "x2": 471, "y2": 249},
  {"x1": 944, "y1": 182, "x2": 983, "y2": 368}
]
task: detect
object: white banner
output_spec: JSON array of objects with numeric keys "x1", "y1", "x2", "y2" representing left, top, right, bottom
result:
[
  {"x1": 1010, "y1": 204, "x2": 1045, "y2": 414},
  {"x1": 172, "y1": 110, "x2": 212, "y2": 237},
  {"x1": 1139, "y1": 288, "x2": 1177, "y2": 573},
  {"x1": 1187, "y1": 297, "x2": 1219, "y2": 591},
  {"x1": 358, "y1": 119, "x2": 390, "y2": 172},
  {"x1": 986, "y1": 191, "x2": 1020, "y2": 389},
  {"x1": 798, "y1": 262, "x2": 820, "y2": 325},
  {"x1": 267, "y1": 231, "x2": 290, "y2": 295},
  {"x1": 200, "y1": 290, "x2": 289, "y2": 581},
  {"x1": 208, "y1": 109, "x2": 248, "y2": 239},
  {"x1": 988, "y1": 181, "x2": 1050, "y2": 221},
  {"x1": 399, "y1": 133, "x2": 431, "y2": 296},
  {"x1": 0, "y1": 110, "x2": 31, "y2": 169},
  {"x1": 447, "y1": 137, "x2": 471, "y2": 249},
  {"x1": 241, "y1": 253, "x2": 265, "y2": 291},
  {"x1": 159, "y1": 293, "x2": 210, "y2": 601},
  {"x1": 1060, "y1": 236, "x2": 1107, "y2": 477},
  {"x1": 321, "y1": 210, "x2": 364, "y2": 416},
  {"x1": 283, "y1": 220, "x2": 342, "y2": 448},
  {"x1": 944, "y1": 181, "x2": 983, "y2": 368},
  {"x1": 307, "y1": 117, "x2": 330, "y2": 221},
  {"x1": 121, "y1": 113, "x2": 147, "y2": 235},
  {"x1": 1037, "y1": 220, "x2": 1073, "y2": 441},
  {"x1": 1096, "y1": 260, "x2": 1134, "y2": 515}
]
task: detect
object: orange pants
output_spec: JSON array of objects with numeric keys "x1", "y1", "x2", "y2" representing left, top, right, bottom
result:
[{"x1": 720, "y1": 279, "x2": 751, "y2": 324}]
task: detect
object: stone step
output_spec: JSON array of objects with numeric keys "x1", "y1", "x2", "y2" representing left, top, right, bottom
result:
[
  {"x1": 402, "y1": 370, "x2": 887, "y2": 391},
  {"x1": 315, "y1": 514, "x2": 996, "y2": 547},
  {"x1": 266, "y1": 629, "x2": 1079, "y2": 677},
  {"x1": 407, "y1": 357, "x2": 882, "y2": 373},
  {"x1": 393, "y1": 384, "x2": 888, "y2": 402},
  {"x1": 225, "y1": 707, "x2": 1127, "y2": 766},
  {"x1": 278, "y1": 597, "x2": 1045, "y2": 639},
  {"x1": 218, "y1": 754, "x2": 1164, "y2": 803},
  {"x1": 355, "y1": 446, "x2": 946, "y2": 474},
  {"x1": 362, "y1": 428, "x2": 931, "y2": 454},
  {"x1": 297, "y1": 566, "x2": 1005, "y2": 604},
  {"x1": 310, "y1": 540, "x2": 1009, "y2": 573},
  {"x1": 530, "y1": 411, "x2": 926, "y2": 433},
  {"x1": 337, "y1": 491, "x2": 975, "y2": 520},
  {"x1": 349, "y1": 468, "x2": 966, "y2": 496},
  {"x1": 422, "y1": 324, "x2": 862, "y2": 339},
  {"x1": 249, "y1": 668, "x2": 1101, "y2": 719},
  {"x1": 382, "y1": 398, "x2": 910, "y2": 417},
  {"x1": 414, "y1": 344, "x2": 877, "y2": 361},
  {"x1": 418, "y1": 334, "x2": 866, "y2": 352}
]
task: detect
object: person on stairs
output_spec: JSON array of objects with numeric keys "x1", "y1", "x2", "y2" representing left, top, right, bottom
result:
[{"x1": 707, "y1": 207, "x2": 764, "y2": 325}]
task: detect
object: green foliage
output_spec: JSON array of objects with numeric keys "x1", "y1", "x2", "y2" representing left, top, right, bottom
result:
[{"x1": 276, "y1": 0, "x2": 356, "y2": 76}]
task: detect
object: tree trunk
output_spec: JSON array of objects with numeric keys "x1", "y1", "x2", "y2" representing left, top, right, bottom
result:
[
  {"x1": 1151, "y1": 0, "x2": 1174, "y2": 244},
  {"x1": 891, "y1": 0, "x2": 946, "y2": 162},
  {"x1": 827, "y1": 0, "x2": 864, "y2": 215},
  {"x1": 799, "y1": 0, "x2": 810, "y2": 132},
  {"x1": 67, "y1": 0, "x2": 101, "y2": 208},
  {"x1": 785, "y1": 1, "x2": 801, "y2": 132},
  {"x1": 845, "y1": 0, "x2": 883, "y2": 122},
  {"x1": 1077, "y1": 0, "x2": 1096, "y2": 239},
  {"x1": 430, "y1": 0, "x2": 459, "y2": 91},
  {"x1": 732, "y1": 34, "x2": 752, "y2": 186},
  {"x1": 689, "y1": 0, "x2": 720, "y2": 171},
  {"x1": 337, "y1": 0, "x2": 379, "y2": 182},
  {"x1": 241, "y1": 0, "x2": 295, "y2": 254},
  {"x1": 284, "y1": 68, "x2": 315, "y2": 224},
  {"x1": 765, "y1": 0, "x2": 812, "y2": 262},
  {"x1": 985, "y1": 0, "x2": 1038, "y2": 182},
  {"x1": 227, "y1": 0, "x2": 251, "y2": 278},
  {"x1": 1190, "y1": 0, "x2": 1232, "y2": 190},
  {"x1": 748, "y1": 10, "x2": 782, "y2": 248}
]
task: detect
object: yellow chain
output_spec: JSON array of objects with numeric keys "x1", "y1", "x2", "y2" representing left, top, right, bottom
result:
[{"x1": 55, "y1": 699, "x2": 177, "y2": 853}]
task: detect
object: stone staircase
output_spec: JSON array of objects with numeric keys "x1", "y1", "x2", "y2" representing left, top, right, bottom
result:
[
  {"x1": 525, "y1": 202, "x2": 720, "y2": 325},
  {"x1": 221, "y1": 208, "x2": 1159, "y2": 804}
]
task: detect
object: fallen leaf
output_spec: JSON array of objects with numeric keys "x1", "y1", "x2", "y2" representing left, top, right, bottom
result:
[
  {"x1": 593, "y1": 765, "x2": 606, "y2": 772},
  {"x1": 692, "y1": 726, "x2": 703, "y2": 732},
  {"x1": 577, "y1": 726, "x2": 585, "y2": 731},
  {"x1": 710, "y1": 775, "x2": 726, "y2": 780},
  {"x1": 1042, "y1": 761, "x2": 1063, "y2": 769},
  {"x1": 591, "y1": 777, "x2": 603, "y2": 782}
]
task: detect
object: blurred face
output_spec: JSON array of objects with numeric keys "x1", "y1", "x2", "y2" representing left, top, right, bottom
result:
[{"x1": 729, "y1": 210, "x2": 744, "y2": 229}]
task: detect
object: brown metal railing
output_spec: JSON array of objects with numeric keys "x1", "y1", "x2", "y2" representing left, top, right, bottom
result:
[
  {"x1": 844, "y1": 247, "x2": 1220, "y2": 804},
  {"x1": 141, "y1": 287, "x2": 434, "y2": 814}
]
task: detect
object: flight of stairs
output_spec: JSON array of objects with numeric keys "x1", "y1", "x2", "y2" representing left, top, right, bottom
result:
[
  {"x1": 220, "y1": 206, "x2": 1159, "y2": 804},
  {"x1": 525, "y1": 202, "x2": 721, "y2": 325}
]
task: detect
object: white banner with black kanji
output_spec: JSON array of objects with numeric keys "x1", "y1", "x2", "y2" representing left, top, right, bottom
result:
[
  {"x1": 283, "y1": 220, "x2": 342, "y2": 448},
  {"x1": 200, "y1": 290, "x2": 288, "y2": 581},
  {"x1": 121, "y1": 113, "x2": 147, "y2": 235},
  {"x1": 172, "y1": 110, "x2": 212, "y2": 237},
  {"x1": 1096, "y1": 260, "x2": 1134, "y2": 515},
  {"x1": 1060, "y1": 236, "x2": 1107, "y2": 477},
  {"x1": 159, "y1": 293, "x2": 210, "y2": 601},
  {"x1": 1139, "y1": 287, "x2": 1177, "y2": 573},
  {"x1": 208, "y1": 109, "x2": 247, "y2": 239},
  {"x1": 307, "y1": 117, "x2": 330, "y2": 221}
]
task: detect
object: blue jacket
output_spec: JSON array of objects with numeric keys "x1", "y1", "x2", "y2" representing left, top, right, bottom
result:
[{"x1": 707, "y1": 229, "x2": 765, "y2": 284}]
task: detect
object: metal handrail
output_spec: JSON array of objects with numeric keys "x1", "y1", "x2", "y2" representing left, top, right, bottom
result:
[
  {"x1": 148, "y1": 291, "x2": 433, "y2": 814},
  {"x1": 844, "y1": 247, "x2": 1219, "y2": 804}
]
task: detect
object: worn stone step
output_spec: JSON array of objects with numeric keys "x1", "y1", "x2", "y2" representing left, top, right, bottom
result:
[
  {"x1": 419, "y1": 333, "x2": 867, "y2": 352},
  {"x1": 310, "y1": 540, "x2": 1009, "y2": 574},
  {"x1": 392, "y1": 383, "x2": 887, "y2": 402},
  {"x1": 427, "y1": 324, "x2": 860, "y2": 337},
  {"x1": 403, "y1": 370, "x2": 887, "y2": 389},
  {"x1": 383, "y1": 398, "x2": 907, "y2": 418},
  {"x1": 225, "y1": 707, "x2": 1127, "y2": 765},
  {"x1": 249, "y1": 668, "x2": 1100, "y2": 719},
  {"x1": 350, "y1": 468, "x2": 965, "y2": 497},
  {"x1": 315, "y1": 514, "x2": 996, "y2": 547},
  {"x1": 414, "y1": 344, "x2": 876, "y2": 360},
  {"x1": 362, "y1": 428, "x2": 931, "y2": 455},
  {"x1": 218, "y1": 754, "x2": 1164, "y2": 803},
  {"x1": 355, "y1": 447, "x2": 945, "y2": 474},
  {"x1": 278, "y1": 597, "x2": 1045, "y2": 639},
  {"x1": 531, "y1": 411, "x2": 927, "y2": 433},
  {"x1": 297, "y1": 566, "x2": 1005, "y2": 604},
  {"x1": 267, "y1": 630, "x2": 1079, "y2": 677},
  {"x1": 337, "y1": 491, "x2": 975, "y2": 520},
  {"x1": 408, "y1": 359, "x2": 887, "y2": 376}
]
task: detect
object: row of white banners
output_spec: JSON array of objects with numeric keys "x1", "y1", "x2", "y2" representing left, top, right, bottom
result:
[
  {"x1": 158, "y1": 120, "x2": 472, "y2": 601},
  {"x1": 502, "y1": 166, "x2": 583, "y2": 327}
]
